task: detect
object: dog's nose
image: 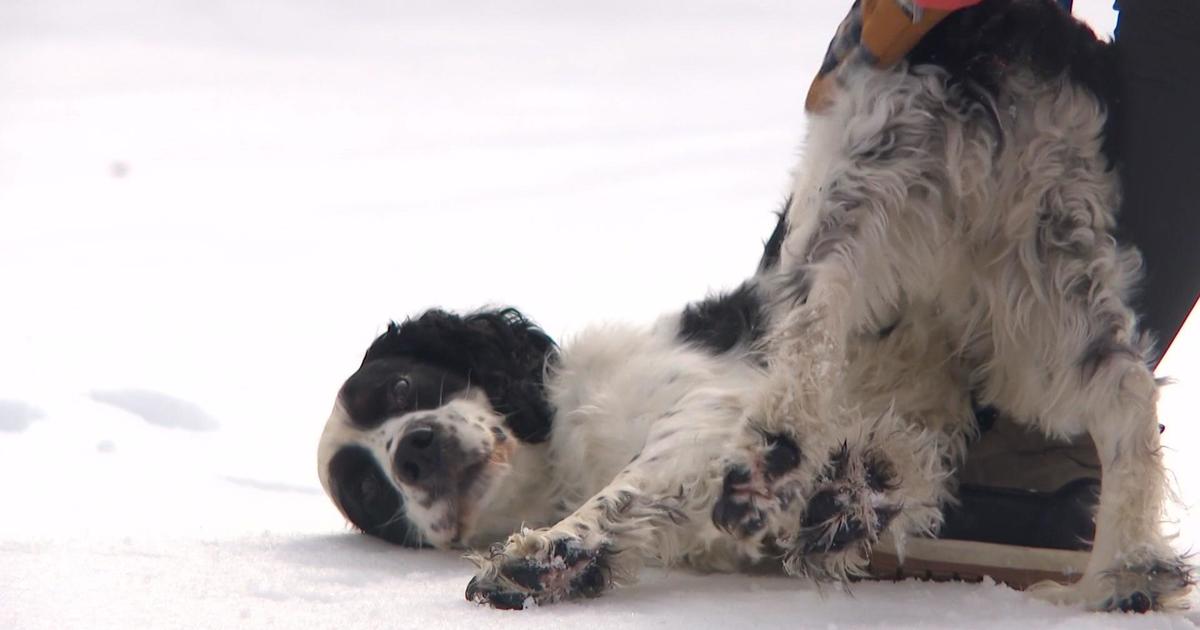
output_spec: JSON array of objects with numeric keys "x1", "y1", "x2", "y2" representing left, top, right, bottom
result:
[{"x1": 394, "y1": 424, "x2": 442, "y2": 487}]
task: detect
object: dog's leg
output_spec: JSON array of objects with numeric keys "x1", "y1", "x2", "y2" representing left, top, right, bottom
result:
[
  {"x1": 713, "y1": 224, "x2": 945, "y2": 578},
  {"x1": 708, "y1": 273, "x2": 884, "y2": 569},
  {"x1": 988, "y1": 344, "x2": 1192, "y2": 611},
  {"x1": 973, "y1": 74, "x2": 1194, "y2": 611},
  {"x1": 464, "y1": 483, "x2": 676, "y2": 610},
  {"x1": 466, "y1": 392, "x2": 742, "y2": 609},
  {"x1": 712, "y1": 66, "x2": 970, "y2": 579},
  {"x1": 712, "y1": 315, "x2": 961, "y2": 581},
  {"x1": 712, "y1": 300, "x2": 986, "y2": 581},
  {"x1": 781, "y1": 409, "x2": 955, "y2": 579},
  {"x1": 1075, "y1": 363, "x2": 1193, "y2": 612},
  {"x1": 997, "y1": 348, "x2": 1193, "y2": 611},
  {"x1": 787, "y1": 316, "x2": 974, "y2": 578}
]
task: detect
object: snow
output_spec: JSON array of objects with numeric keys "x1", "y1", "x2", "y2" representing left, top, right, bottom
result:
[
  {"x1": 2, "y1": 1, "x2": 1196, "y2": 628},
  {"x1": 90, "y1": 389, "x2": 221, "y2": 431}
]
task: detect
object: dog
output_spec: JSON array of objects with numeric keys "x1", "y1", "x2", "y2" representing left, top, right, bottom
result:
[
  {"x1": 709, "y1": 0, "x2": 1193, "y2": 613},
  {"x1": 316, "y1": 279, "x2": 781, "y2": 607},
  {"x1": 317, "y1": 0, "x2": 1192, "y2": 613}
]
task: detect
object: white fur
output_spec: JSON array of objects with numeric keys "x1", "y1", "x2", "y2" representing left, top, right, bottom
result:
[{"x1": 723, "y1": 60, "x2": 1190, "y2": 610}]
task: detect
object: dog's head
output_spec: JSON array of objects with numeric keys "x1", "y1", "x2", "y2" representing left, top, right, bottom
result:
[{"x1": 317, "y1": 308, "x2": 556, "y2": 549}]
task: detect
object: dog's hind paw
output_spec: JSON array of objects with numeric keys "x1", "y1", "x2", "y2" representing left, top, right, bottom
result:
[
  {"x1": 466, "y1": 530, "x2": 611, "y2": 609},
  {"x1": 1101, "y1": 556, "x2": 1194, "y2": 613},
  {"x1": 1029, "y1": 554, "x2": 1194, "y2": 613}
]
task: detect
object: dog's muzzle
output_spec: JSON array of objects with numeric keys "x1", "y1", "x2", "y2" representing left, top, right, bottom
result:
[{"x1": 392, "y1": 420, "x2": 477, "y2": 498}]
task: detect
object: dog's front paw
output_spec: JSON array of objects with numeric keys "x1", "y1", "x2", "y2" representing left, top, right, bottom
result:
[
  {"x1": 785, "y1": 443, "x2": 902, "y2": 579},
  {"x1": 712, "y1": 432, "x2": 802, "y2": 542},
  {"x1": 466, "y1": 530, "x2": 611, "y2": 609}
]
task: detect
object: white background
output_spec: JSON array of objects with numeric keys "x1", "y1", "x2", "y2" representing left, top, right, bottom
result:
[{"x1": 3, "y1": 2, "x2": 1197, "y2": 628}]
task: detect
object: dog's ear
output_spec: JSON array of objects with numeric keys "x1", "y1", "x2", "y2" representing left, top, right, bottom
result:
[{"x1": 364, "y1": 308, "x2": 557, "y2": 443}]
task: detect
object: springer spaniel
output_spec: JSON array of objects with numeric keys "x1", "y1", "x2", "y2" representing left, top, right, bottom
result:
[
  {"x1": 318, "y1": 0, "x2": 1192, "y2": 613},
  {"x1": 317, "y1": 284, "x2": 780, "y2": 607}
]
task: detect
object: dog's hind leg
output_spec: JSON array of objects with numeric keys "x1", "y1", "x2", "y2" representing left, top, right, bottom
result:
[
  {"x1": 986, "y1": 333, "x2": 1192, "y2": 611},
  {"x1": 465, "y1": 390, "x2": 745, "y2": 609},
  {"x1": 969, "y1": 74, "x2": 1193, "y2": 612},
  {"x1": 983, "y1": 319, "x2": 1193, "y2": 611},
  {"x1": 1071, "y1": 362, "x2": 1193, "y2": 612}
]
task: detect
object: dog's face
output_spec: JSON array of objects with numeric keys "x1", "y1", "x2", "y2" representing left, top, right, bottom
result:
[
  {"x1": 317, "y1": 309, "x2": 556, "y2": 549},
  {"x1": 318, "y1": 358, "x2": 516, "y2": 548}
]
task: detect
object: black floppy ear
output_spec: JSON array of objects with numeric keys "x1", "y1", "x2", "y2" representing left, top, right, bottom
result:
[{"x1": 363, "y1": 307, "x2": 558, "y2": 443}]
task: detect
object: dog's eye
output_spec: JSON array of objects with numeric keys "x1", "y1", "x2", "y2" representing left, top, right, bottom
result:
[{"x1": 392, "y1": 377, "x2": 411, "y2": 402}]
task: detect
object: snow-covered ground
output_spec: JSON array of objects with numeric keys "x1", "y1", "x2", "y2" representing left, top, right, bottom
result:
[{"x1": 3, "y1": 1, "x2": 1197, "y2": 627}]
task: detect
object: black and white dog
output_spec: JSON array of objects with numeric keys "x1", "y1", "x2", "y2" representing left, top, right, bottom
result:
[
  {"x1": 317, "y1": 279, "x2": 780, "y2": 606},
  {"x1": 318, "y1": 0, "x2": 1192, "y2": 613}
]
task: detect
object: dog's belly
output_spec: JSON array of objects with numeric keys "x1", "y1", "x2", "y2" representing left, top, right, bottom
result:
[{"x1": 544, "y1": 322, "x2": 758, "y2": 513}]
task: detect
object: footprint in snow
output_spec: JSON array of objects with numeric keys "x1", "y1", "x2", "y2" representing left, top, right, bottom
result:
[
  {"x1": 0, "y1": 400, "x2": 44, "y2": 433},
  {"x1": 221, "y1": 476, "x2": 320, "y2": 495},
  {"x1": 90, "y1": 388, "x2": 219, "y2": 432}
]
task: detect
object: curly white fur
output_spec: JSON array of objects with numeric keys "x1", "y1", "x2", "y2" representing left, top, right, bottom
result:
[{"x1": 724, "y1": 57, "x2": 1191, "y2": 611}]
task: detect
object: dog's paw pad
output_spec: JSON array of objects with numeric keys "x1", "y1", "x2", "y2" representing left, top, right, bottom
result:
[
  {"x1": 793, "y1": 445, "x2": 900, "y2": 567},
  {"x1": 713, "y1": 432, "x2": 804, "y2": 540},
  {"x1": 763, "y1": 433, "x2": 802, "y2": 478},
  {"x1": 712, "y1": 465, "x2": 769, "y2": 538},
  {"x1": 801, "y1": 488, "x2": 866, "y2": 553}
]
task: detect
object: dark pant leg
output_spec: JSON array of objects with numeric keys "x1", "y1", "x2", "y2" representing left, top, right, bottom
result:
[{"x1": 1114, "y1": 0, "x2": 1200, "y2": 364}]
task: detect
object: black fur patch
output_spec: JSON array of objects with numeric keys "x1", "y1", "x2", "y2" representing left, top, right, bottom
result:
[
  {"x1": 361, "y1": 308, "x2": 558, "y2": 443},
  {"x1": 327, "y1": 446, "x2": 423, "y2": 547},
  {"x1": 339, "y1": 359, "x2": 469, "y2": 429},
  {"x1": 680, "y1": 196, "x2": 789, "y2": 352},
  {"x1": 678, "y1": 282, "x2": 768, "y2": 355}
]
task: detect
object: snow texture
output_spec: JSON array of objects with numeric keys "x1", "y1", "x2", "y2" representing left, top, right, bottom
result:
[
  {"x1": 0, "y1": 400, "x2": 43, "y2": 433},
  {"x1": 90, "y1": 389, "x2": 220, "y2": 432},
  {"x1": 3, "y1": 1, "x2": 1198, "y2": 628}
]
